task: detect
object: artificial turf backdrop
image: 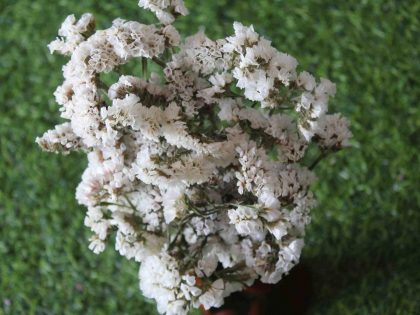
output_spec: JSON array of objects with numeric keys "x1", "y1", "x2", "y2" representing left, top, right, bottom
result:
[{"x1": 1, "y1": 0, "x2": 419, "y2": 314}]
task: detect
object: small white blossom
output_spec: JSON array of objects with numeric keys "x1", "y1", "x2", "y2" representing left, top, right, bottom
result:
[
  {"x1": 108, "y1": 19, "x2": 167, "y2": 59},
  {"x1": 36, "y1": 122, "x2": 83, "y2": 154},
  {"x1": 48, "y1": 13, "x2": 95, "y2": 55},
  {"x1": 199, "y1": 279, "x2": 225, "y2": 310},
  {"x1": 316, "y1": 114, "x2": 352, "y2": 148},
  {"x1": 228, "y1": 206, "x2": 266, "y2": 241},
  {"x1": 88, "y1": 235, "x2": 106, "y2": 254},
  {"x1": 139, "y1": 0, "x2": 189, "y2": 24},
  {"x1": 297, "y1": 71, "x2": 316, "y2": 91}
]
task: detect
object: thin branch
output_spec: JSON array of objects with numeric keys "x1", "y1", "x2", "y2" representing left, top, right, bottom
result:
[
  {"x1": 152, "y1": 57, "x2": 166, "y2": 68},
  {"x1": 277, "y1": 106, "x2": 293, "y2": 110},
  {"x1": 309, "y1": 150, "x2": 329, "y2": 170},
  {"x1": 142, "y1": 57, "x2": 148, "y2": 77},
  {"x1": 97, "y1": 79, "x2": 109, "y2": 91},
  {"x1": 226, "y1": 90, "x2": 242, "y2": 98}
]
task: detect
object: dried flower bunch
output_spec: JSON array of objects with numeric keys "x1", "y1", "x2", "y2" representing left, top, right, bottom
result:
[{"x1": 36, "y1": 1, "x2": 351, "y2": 314}]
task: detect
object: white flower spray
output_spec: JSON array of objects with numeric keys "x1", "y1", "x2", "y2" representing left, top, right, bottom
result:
[{"x1": 36, "y1": 1, "x2": 352, "y2": 314}]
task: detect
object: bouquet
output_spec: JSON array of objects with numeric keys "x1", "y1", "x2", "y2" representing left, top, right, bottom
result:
[{"x1": 36, "y1": 1, "x2": 351, "y2": 314}]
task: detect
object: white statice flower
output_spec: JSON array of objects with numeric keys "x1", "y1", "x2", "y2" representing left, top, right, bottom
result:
[
  {"x1": 261, "y1": 209, "x2": 289, "y2": 240},
  {"x1": 297, "y1": 71, "x2": 316, "y2": 91},
  {"x1": 198, "y1": 72, "x2": 233, "y2": 104},
  {"x1": 181, "y1": 31, "x2": 230, "y2": 76},
  {"x1": 183, "y1": 215, "x2": 216, "y2": 244},
  {"x1": 315, "y1": 78, "x2": 337, "y2": 100},
  {"x1": 217, "y1": 98, "x2": 238, "y2": 121},
  {"x1": 162, "y1": 24, "x2": 181, "y2": 47},
  {"x1": 35, "y1": 122, "x2": 83, "y2": 154},
  {"x1": 107, "y1": 74, "x2": 170, "y2": 108},
  {"x1": 288, "y1": 192, "x2": 316, "y2": 235},
  {"x1": 48, "y1": 13, "x2": 95, "y2": 55},
  {"x1": 108, "y1": 19, "x2": 168, "y2": 59},
  {"x1": 235, "y1": 141, "x2": 265, "y2": 195},
  {"x1": 88, "y1": 235, "x2": 106, "y2": 254},
  {"x1": 296, "y1": 78, "x2": 337, "y2": 141},
  {"x1": 224, "y1": 22, "x2": 259, "y2": 53},
  {"x1": 139, "y1": 252, "x2": 186, "y2": 315},
  {"x1": 37, "y1": 3, "x2": 351, "y2": 315},
  {"x1": 180, "y1": 275, "x2": 202, "y2": 301},
  {"x1": 139, "y1": 0, "x2": 189, "y2": 24},
  {"x1": 198, "y1": 279, "x2": 225, "y2": 310},
  {"x1": 268, "y1": 52, "x2": 298, "y2": 86},
  {"x1": 228, "y1": 206, "x2": 266, "y2": 241},
  {"x1": 234, "y1": 69, "x2": 274, "y2": 102},
  {"x1": 237, "y1": 107, "x2": 269, "y2": 129},
  {"x1": 161, "y1": 186, "x2": 186, "y2": 223},
  {"x1": 315, "y1": 113, "x2": 352, "y2": 148},
  {"x1": 125, "y1": 187, "x2": 164, "y2": 231},
  {"x1": 228, "y1": 28, "x2": 300, "y2": 108}
]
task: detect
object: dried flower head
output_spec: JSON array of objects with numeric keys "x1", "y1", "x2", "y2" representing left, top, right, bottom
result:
[{"x1": 36, "y1": 1, "x2": 351, "y2": 314}]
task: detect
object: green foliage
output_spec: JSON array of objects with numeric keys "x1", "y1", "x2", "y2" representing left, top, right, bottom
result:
[{"x1": 1, "y1": 0, "x2": 419, "y2": 314}]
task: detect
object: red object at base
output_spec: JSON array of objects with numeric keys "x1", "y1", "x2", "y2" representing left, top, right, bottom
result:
[
  {"x1": 200, "y1": 264, "x2": 312, "y2": 315},
  {"x1": 243, "y1": 281, "x2": 273, "y2": 295},
  {"x1": 200, "y1": 305, "x2": 236, "y2": 315},
  {"x1": 202, "y1": 310, "x2": 237, "y2": 315}
]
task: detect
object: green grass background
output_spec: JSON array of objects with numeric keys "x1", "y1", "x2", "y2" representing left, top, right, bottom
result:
[{"x1": 1, "y1": 0, "x2": 419, "y2": 314}]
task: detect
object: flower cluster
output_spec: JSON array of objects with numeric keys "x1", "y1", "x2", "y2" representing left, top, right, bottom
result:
[{"x1": 36, "y1": 1, "x2": 351, "y2": 314}]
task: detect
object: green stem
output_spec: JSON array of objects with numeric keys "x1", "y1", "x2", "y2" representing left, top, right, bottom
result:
[
  {"x1": 142, "y1": 58, "x2": 148, "y2": 77},
  {"x1": 152, "y1": 57, "x2": 166, "y2": 68},
  {"x1": 309, "y1": 150, "x2": 329, "y2": 170}
]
